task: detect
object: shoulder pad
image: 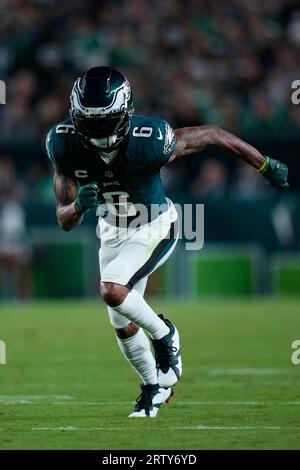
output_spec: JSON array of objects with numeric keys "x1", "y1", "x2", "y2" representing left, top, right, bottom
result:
[
  {"x1": 129, "y1": 116, "x2": 176, "y2": 168},
  {"x1": 46, "y1": 120, "x2": 75, "y2": 172}
]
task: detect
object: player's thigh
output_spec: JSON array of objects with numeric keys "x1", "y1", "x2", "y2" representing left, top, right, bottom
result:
[
  {"x1": 98, "y1": 220, "x2": 128, "y2": 274},
  {"x1": 147, "y1": 228, "x2": 179, "y2": 277},
  {"x1": 99, "y1": 243, "x2": 117, "y2": 275},
  {"x1": 101, "y1": 219, "x2": 178, "y2": 289}
]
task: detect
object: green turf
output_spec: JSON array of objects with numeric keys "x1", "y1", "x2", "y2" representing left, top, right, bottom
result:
[{"x1": 0, "y1": 298, "x2": 300, "y2": 450}]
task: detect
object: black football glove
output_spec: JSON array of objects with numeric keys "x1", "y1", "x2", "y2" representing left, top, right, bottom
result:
[
  {"x1": 260, "y1": 157, "x2": 289, "y2": 190},
  {"x1": 74, "y1": 182, "x2": 99, "y2": 215}
]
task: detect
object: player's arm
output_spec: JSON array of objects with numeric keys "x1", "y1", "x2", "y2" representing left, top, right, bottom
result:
[
  {"x1": 54, "y1": 167, "x2": 82, "y2": 231},
  {"x1": 171, "y1": 125, "x2": 289, "y2": 190},
  {"x1": 53, "y1": 166, "x2": 99, "y2": 231}
]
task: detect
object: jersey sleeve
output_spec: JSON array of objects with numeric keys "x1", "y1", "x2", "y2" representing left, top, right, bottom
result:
[
  {"x1": 45, "y1": 128, "x2": 56, "y2": 164},
  {"x1": 152, "y1": 119, "x2": 176, "y2": 168},
  {"x1": 45, "y1": 126, "x2": 72, "y2": 175}
]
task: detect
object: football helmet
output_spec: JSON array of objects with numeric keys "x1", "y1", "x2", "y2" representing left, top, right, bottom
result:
[{"x1": 70, "y1": 66, "x2": 134, "y2": 153}]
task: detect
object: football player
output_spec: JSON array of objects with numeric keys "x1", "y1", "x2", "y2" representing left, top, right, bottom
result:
[{"x1": 46, "y1": 66, "x2": 289, "y2": 418}]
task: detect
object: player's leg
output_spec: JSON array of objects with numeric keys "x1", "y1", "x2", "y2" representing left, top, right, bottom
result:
[
  {"x1": 103, "y1": 283, "x2": 170, "y2": 339},
  {"x1": 107, "y1": 277, "x2": 175, "y2": 418},
  {"x1": 100, "y1": 209, "x2": 182, "y2": 388},
  {"x1": 108, "y1": 277, "x2": 158, "y2": 386},
  {"x1": 103, "y1": 290, "x2": 182, "y2": 390},
  {"x1": 99, "y1": 222, "x2": 168, "y2": 414},
  {"x1": 100, "y1": 209, "x2": 179, "y2": 339},
  {"x1": 100, "y1": 216, "x2": 179, "y2": 340}
]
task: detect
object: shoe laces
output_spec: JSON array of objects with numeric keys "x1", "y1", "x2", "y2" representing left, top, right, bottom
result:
[
  {"x1": 154, "y1": 340, "x2": 177, "y2": 370},
  {"x1": 134, "y1": 385, "x2": 158, "y2": 411}
]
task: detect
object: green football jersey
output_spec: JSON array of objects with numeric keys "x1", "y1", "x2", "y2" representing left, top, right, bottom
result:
[{"x1": 46, "y1": 115, "x2": 176, "y2": 224}]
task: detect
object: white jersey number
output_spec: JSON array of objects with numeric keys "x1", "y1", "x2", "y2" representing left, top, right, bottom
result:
[
  {"x1": 132, "y1": 126, "x2": 153, "y2": 138},
  {"x1": 102, "y1": 191, "x2": 136, "y2": 217},
  {"x1": 56, "y1": 124, "x2": 75, "y2": 134}
]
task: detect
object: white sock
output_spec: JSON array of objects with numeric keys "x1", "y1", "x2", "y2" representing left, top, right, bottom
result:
[
  {"x1": 113, "y1": 289, "x2": 169, "y2": 340},
  {"x1": 116, "y1": 329, "x2": 158, "y2": 385}
]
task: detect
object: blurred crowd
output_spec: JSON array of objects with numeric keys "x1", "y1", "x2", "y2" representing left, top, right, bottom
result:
[
  {"x1": 0, "y1": 0, "x2": 300, "y2": 298},
  {"x1": 0, "y1": 0, "x2": 299, "y2": 202},
  {"x1": 0, "y1": 0, "x2": 299, "y2": 136},
  {"x1": 0, "y1": 158, "x2": 31, "y2": 299}
]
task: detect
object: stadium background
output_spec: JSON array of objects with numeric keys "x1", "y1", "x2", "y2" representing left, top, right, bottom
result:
[
  {"x1": 1, "y1": 0, "x2": 300, "y2": 451},
  {"x1": 0, "y1": 0, "x2": 300, "y2": 300},
  {"x1": 1, "y1": 0, "x2": 300, "y2": 300}
]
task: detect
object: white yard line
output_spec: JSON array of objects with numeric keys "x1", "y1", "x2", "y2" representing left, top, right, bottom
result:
[
  {"x1": 54, "y1": 401, "x2": 134, "y2": 405},
  {"x1": 174, "y1": 425, "x2": 288, "y2": 430},
  {"x1": 2, "y1": 397, "x2": 300, "y2": 406},
  {"x1": 0, "y1": 395, "x2": 73, "y2": 405},
  {"x1": 32, "y1": 426, "x2": 127, "y2": 431},
  {"x1": 31, "y1": 425, "x2": 300, "y2": 432},
  {"x1": 204, "y1": 368, "x2": 282, "y2": 376},
  {"x1": 52, "y1": 400, "x2": 300, "y2": 406},
  {"x1": 172, "y1": 401, "x2": 300, "y2": 406}
]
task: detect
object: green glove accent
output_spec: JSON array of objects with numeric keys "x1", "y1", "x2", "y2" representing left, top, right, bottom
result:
[
  {"x1": 260, "y1": 157, "x2": 289, "y2": 191},
  {"x1": 74, "y1": 182, "x2": 99, "y2": 215}
]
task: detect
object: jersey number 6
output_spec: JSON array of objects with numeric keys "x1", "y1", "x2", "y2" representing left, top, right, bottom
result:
[{"x1": 132, "y1": 126, "x2": 153, "y2": 138}]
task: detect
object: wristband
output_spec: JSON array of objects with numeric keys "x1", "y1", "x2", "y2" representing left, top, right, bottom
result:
[
  {"x1": 74, "y1": 201, "x2": 84, "y2": 215},
  {"x1": 258, "y1": 157, "x2": 269, "y2": 173}
]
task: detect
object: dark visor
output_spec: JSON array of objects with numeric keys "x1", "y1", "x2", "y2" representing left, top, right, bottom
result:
[{"x1": 74, "y1": 113, "x2": 126, "y2": 138}]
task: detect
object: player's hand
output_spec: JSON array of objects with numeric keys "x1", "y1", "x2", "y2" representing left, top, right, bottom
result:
[
  {"x1": 259, "y1": 157, "x2": 289, "y2": 190},
  {"x1": 74, "y1": 182, "x2": 99, "y2": 215}
]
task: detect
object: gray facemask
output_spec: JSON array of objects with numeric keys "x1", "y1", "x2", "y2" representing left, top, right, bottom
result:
[{"x1": 90, "y1": 135, "x2": 118, "y2": 149}]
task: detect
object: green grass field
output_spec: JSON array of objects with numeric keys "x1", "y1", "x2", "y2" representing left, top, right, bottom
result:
[{"x1": 0, "y1": 298, "x2": 300, "y2": 450}]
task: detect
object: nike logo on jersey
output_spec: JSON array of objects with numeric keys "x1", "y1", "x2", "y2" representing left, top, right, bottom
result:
[{"x1": 157, "y1": 128, "x2": 163, "y2": 140}]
